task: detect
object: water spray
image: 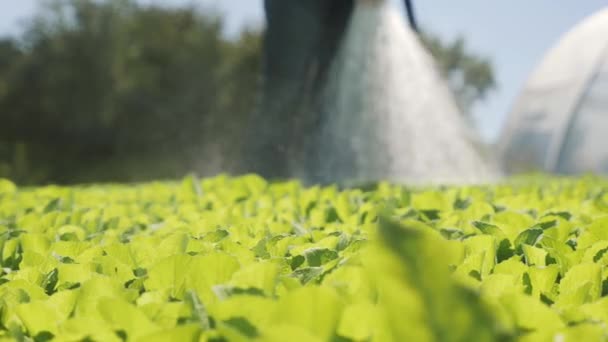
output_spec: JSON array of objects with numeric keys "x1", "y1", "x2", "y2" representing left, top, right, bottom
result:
[{"x1": 250, "y1": 0, "x2": 493, "y2": 184}]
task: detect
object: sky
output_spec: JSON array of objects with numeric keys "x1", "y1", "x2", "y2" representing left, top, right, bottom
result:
[{"x1": 1, "y1": 0, "x2": 607, "y2": 142}]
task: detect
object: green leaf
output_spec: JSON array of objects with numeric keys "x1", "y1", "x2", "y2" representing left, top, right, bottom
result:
[
  {"x1": 373, "y1": 216, "x2": 506, "y2": 341},
  {"x1": 20, "y1": 234, "x2": 51, "y2": 256},
  {"x1": 41, "y1": 269, "x2": 59, "y2": 295},
  {"x1": 461, "y1": 201, "x2": 495, "y2": 222},
  {"x1": 262, "y1": 324, "x2": 323, "y2": 342},
  {"x1": 558, "y1": 263, "x2": 602, "y2": 308},
  {"x1": 480, "y1": 274, "x2": 520, "y2": 298},
  {"x1": 336, "y1": 302, "x2": 378, "y2": 341},
  {"x1": 556, "y1": 323, "x2": 605, "y2": 342},
  {"x1": 183, "y1": 290, "x2": 211, "y2": 331},
  {"x1": 492, "y1": 211, "x2": 535, "y2": 243},
  {"x1": 144, "y1": 255, "x2": 193, "y2": 300},
  {"x1": 522, "y1": 245, "x2": 548, "y2": 266},
  {"x1": 500, "y1": 293, "x2": 564, "y2": 332},
  {"x1": 55, "y1": 314, "x2": 119, "y2": 341},
  {"x1": 98, "y1": 298, "x2": 158, "y2": 340},
  {"x1": 185, "y1": 252, "x2": 240, "y2": 304},
  {"x1": 540, "y1": 236, "x2": 579, "y2": 274},
  {"x1": 179, "y1": 175, "x2": 203, "y2": 199},
  {"x1": 229, "y1": 261, "x2": 279, "y2": 296},
  {"x1": 291, "y1": 267, "x2": 324, "y2": 284},
  {"x1": 304, "y1": 248, "x2": 339, "y2": 267},
  {"x1": 411, "y1": 191, "x2": 450, "y2": 211},
  {"x1": 527, "y1": 265, "x2": 559, "y2": 300},
  {"x1": 334, "y1": 193, "x2": 352, "y2": 223},
  {"x1": 273, "y1": 286, "x2": 344, "y2": 340},
  {"x1": 221, "y1": 317, "x2": 260, "y2": 339},
  {"x1": 74, "y1": 276, "x2": 127, "y2": 316},
  {"x1": 56, "y1": 263, "x2": 93, "y2": 287},
  {"x1": 43, "y1": 198, "x2": 62, "y2": 213},
  {"x1": 214, "y1": 295, "x2": 277, "y2": 330},
  {"x1": 577, "y1": 297, "x2": 608, "y2": 323},
  {"x1": 514, "y1": 228, "x2": 544, "y2": 253},
  {"x1": 0, "y1": 179, "x2": 17, "y2": 194},
  {"x1": 577, "y1": 216, "x2": 608, "y2": 249},
  {"x1": 472, "y1": 221, "x2": 505, "y2": 239},
  {"x1": 16, "y1": 302, "x2": 59, "y2": 335},
  {"x1": 463, "y1": 235, "x2": 496, "y2": 277},
  {"x1": 56, "y1": 225, "x2": 86, "y2": 242},
  {"x1": 136, "y1": 324, "x2": 201, "y2": 342}
]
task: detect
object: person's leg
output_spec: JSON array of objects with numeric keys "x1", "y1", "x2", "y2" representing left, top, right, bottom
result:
[{"x1": 245, "y1": 0, "x2": 353, "y2": 179}]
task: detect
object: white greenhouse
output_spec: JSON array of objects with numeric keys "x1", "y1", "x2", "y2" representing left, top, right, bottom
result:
[{"x1": 499, "y1": 7, "x2": 608, "y2": 174}]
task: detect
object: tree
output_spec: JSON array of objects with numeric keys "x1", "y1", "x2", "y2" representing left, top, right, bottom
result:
[
  {"x1": 420, "y1": 31, "x2": 496, "y2": 116},
  {"x1": 0, "y1": 0, "x2": 260, "y2": 184}
]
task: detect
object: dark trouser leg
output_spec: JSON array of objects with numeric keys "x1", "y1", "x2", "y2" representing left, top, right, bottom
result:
[{"x1": 244, "y1": 0, "x2": 353, "y2": 180}]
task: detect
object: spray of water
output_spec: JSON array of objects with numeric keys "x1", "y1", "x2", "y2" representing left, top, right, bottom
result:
[{"x1": 309, "y1": 0, "x2": 496, "y2": 185}]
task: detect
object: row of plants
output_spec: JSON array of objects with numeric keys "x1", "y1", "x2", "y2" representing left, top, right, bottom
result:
[{"x1": 0, "y1": 175, "x2": 607, "y2": 341}]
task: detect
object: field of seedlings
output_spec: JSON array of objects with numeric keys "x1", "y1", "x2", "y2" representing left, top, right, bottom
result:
[{"x1": 1, "y1": 175, "x2": 608, "y2": 341}]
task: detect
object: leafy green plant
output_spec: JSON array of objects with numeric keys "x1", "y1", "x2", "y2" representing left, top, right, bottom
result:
[{"x1": 0, "y1": 175, "x2": 607, "y2": 341}]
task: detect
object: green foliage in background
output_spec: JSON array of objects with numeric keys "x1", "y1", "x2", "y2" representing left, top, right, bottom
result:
[
  {"x1": 420, "y1": 31, "x2": 496, "y2": 116},
  {"x1": 1, "y1": 175, "x2": 608, "y2": 341},
  {"x1": 0, "y1": 0, "x2": 261, "y2": 184}
]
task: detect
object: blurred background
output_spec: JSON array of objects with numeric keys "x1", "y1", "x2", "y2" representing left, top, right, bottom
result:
[{"x1": 0, "y1": 0, "x2": 606, "y2": 185}]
